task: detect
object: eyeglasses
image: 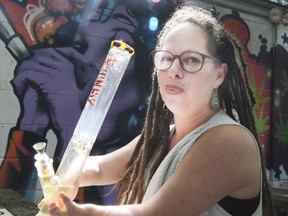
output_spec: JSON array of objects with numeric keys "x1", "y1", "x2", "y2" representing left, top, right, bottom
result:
[{"x1": 150, "y1": 50, "x2": 221, "y2": 73}]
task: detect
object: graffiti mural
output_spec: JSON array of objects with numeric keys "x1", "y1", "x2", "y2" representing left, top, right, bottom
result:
[
  {"x1": 218, "y1": 8, "x2": 288, "y2": 187},
  {"x1": 219, "y1": 9, "x2": 272, "y2": 162},
  {"x1": 0, "y1": 0, "x2": 177, "y2": 203},
  {"x1": 219, "y1": 8, "x2": 288, "y2": 186},
  {"x1": 0, "y1": 0, "x2": 287, "y2": 205},
  {"x1": 270, "y1": 43, "x2": 288, "y2": 185}
]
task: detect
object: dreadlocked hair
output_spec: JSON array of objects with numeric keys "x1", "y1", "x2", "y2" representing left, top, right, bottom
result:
[
  {"x1": 216, "y1": 30, "x2": 275, "y2": 216},
  {"x1": 116, "y1": 4, "x2": 275, "y2": 215},
  {"x1": 116, "y1": 72, "x2": 173, "y2": 204},
  {"x1": 218, "y1": 34, "x2": 275, "y2": 216},
  {"x1": 205, "y1": 11, "x2": 275, "y2": 216}
]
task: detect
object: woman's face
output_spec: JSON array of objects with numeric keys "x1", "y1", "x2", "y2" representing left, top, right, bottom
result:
[{"x1": 157, "y1": 23, "x2": 226, "y2": 117}]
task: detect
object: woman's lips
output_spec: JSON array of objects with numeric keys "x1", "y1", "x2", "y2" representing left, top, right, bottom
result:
[{"x1": 165, "y1": 85, "x2": 184, "y2": 94}]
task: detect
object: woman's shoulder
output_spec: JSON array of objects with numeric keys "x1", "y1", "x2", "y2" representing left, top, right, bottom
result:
[
  {"x1": 190, "y1": 124, "x2": 261, "y2": 185},
  {"x1": 169, "y1": 123, "x2": 261, "y2": 213},
  {"x1": 199, "y1": 124, "x2": 258, "y2": 153},
  {"x1": 186, "y1": 123, "x2": 260, "y2": 176}
]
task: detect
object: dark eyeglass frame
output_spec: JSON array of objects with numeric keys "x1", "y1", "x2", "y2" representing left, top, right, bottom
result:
[{"x1": 150, "y1": 50, "x2": 222, "y2": 73}]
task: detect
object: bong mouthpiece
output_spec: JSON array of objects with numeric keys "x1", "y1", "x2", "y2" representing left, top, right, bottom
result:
[{"x1": 33, "y1": 142, "x2": 46, "y2": 154}]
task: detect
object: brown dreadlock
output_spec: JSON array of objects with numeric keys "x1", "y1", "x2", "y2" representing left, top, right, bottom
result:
[{"x1": 116, "y1": 4, "x2": 275, "y2": 216}]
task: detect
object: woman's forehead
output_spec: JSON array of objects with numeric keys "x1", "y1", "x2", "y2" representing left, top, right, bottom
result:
[{"x1": 161, "y1": 23, "x2": 209, "y2": 53}]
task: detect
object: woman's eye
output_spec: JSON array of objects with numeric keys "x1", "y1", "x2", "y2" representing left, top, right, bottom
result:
[
  {"x1": 161, "y1": 56, "x2": 173, "y2": 62},
  {"x1": 191, "y1": 57, "x2": 201, "y2": 64},
  {"x1": 184, "y1": 56, "x2": 201, "y2": 65}
]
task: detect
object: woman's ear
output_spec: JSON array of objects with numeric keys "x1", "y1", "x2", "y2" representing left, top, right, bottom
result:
[{"x1": 215, "y1": 63, "x2": 228, "y2": 87}]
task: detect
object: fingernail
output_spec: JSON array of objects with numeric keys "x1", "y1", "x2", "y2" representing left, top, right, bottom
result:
[{"x1": 49, "y1": 202, "x2": 57, "y2": 208}]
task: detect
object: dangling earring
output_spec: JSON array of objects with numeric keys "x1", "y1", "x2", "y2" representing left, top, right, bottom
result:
[{"x1": 210, "y1": 89, "x2": 220, "y2": 109}]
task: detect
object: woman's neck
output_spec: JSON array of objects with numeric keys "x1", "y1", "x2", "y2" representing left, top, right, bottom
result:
[{"x1": 169, "y1": 108, "x2": 221, "y2": 150}]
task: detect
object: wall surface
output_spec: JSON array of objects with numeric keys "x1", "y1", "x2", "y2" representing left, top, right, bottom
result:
[{"x1": 0, "y1": 0, "x2": 287, "y2": 208}]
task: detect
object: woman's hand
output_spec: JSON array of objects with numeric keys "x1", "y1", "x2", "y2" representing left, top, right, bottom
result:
[
  {"x1": 48, "y1": 192, "x2": 89, "y2": 216},
  {"x1": 48, "y1": 192, "x2": 139, "y2": 216},
  {"x1": 38, "y1": 183, "x2": 79, "y2": 210}
]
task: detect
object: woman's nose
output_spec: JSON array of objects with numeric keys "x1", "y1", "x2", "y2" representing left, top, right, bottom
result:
[{"x1": 167, "y1": 59, "x2": 184, "y2": 79}]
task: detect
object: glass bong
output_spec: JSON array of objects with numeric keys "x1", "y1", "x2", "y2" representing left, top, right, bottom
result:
[{"x1": 33, "y1": 40, "x2": 134, "y2": 216}]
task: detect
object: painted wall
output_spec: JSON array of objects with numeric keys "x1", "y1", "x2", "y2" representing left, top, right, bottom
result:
[{"x1": 0, "y1": 0, "x2": 287, "y2": 205}]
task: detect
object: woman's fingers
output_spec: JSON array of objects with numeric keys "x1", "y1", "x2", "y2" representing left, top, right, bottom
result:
[
  {"x1": 47, "y1": 192, "x2": 76, "y2": 215},
  {"x1": 59, "y1": 192, "x2": 74, "y2": 208},
  {"x1": 48, "y1": 202, "x2": 66, "y2": 216}
]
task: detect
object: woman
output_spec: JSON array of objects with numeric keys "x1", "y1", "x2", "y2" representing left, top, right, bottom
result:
[{"x1": 47, "y1": 4, "x2": 274, "y2": 216}]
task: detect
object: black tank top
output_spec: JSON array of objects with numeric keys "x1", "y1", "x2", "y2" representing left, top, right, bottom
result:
[{"x1": 218, "y1": 193, "x2": 260, "y2": 216}]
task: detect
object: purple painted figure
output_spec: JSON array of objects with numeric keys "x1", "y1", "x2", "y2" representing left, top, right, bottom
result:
[
  {"x1": 0, "y1": 0, "x2": 177, "y2": 203},
  {"x1": 0, "y1": 2, "x2": 148, "y2": 201}
]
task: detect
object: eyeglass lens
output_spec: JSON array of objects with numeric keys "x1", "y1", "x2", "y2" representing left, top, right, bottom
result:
[{"x1": 153, "y1": 51, "x2": 205, "y2": 73}]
